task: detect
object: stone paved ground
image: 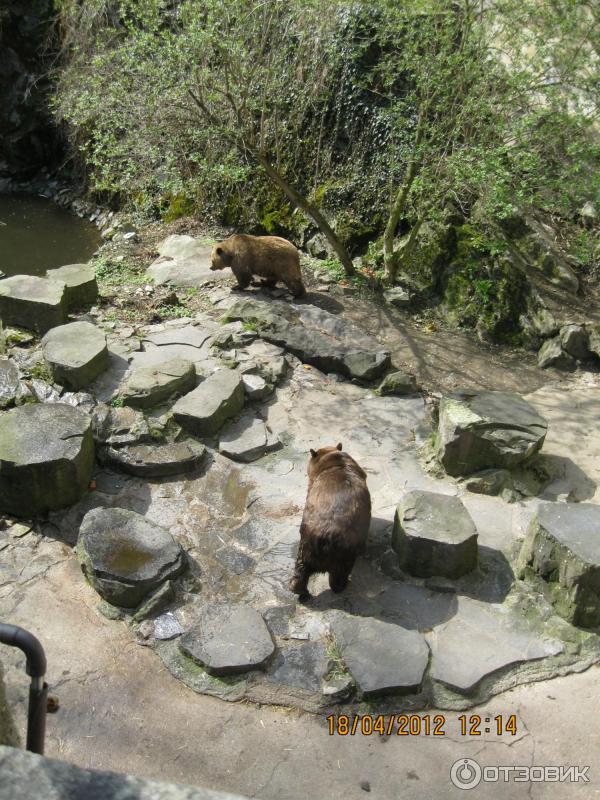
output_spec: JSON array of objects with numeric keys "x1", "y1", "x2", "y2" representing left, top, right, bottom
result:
[{"x1": 2, "y1": 236, "x2": 600, "y2": 797}]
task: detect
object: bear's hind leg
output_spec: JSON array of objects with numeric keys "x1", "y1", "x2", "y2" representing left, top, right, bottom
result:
[
  {"x1": 290, "y1": 555, "x2": 315, "y2": 601},
  {"x1": 285, "y1": 277, "x2": 306, "y2": 298},
  {"x1": 329, "y1": 556, "x2": 356, "y2": 594}
]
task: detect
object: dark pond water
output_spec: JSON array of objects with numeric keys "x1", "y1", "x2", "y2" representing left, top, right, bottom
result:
[{"x1": 0, "y1": 194, "x2": 102, "y2": 277}]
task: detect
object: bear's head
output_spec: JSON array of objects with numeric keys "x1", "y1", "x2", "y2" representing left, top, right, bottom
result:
[
  {"x1": 307, "y1": 442, "x2": 343, "y2": 480},
  {"x1": 210, "y1": 243, "x2": 233, "y2": 271}
]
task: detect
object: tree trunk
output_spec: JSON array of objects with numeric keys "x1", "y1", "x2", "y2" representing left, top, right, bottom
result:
[
  {"x1": 254, "y1": 152, "x2": 355, "y2": 276},
  {"x1": 383, "y1": 158, "x2": 422, "y2": 282}
]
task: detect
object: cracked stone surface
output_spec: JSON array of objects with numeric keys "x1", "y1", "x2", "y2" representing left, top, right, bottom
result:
[
  {"x1": 392, "y1": 490, "x2": 478, "y2": 579},
  {"x1": 120, "y1": 357, "x2": 196, "y2": 409},
  {"x1": 437, "y1": 389, "x2": 548, "y2": 476},
  {"x1": 0, "y1": 403, "x2": 94, "y2": 516},
  {"x1": 42, "y1": 321, "x2": 109, "y2": 390},
  {"x1": 45, "y1": 263, "x2": 99, "y2": 308},
  {"x1": 77, "y1": 507, "x2": 186, "y2": 607},
  {"x1": 219, "y1": 415, "x2": 280, "y2": 463},
  {"x1": 178, "y1": 603, "x2": 275, "y2": 675},
  {"x1": 518, "y1": 501, "x2": 600, "y2": 627},
  {"x1": 0, "y1": 275, "x2": 68, "y2": 334}
]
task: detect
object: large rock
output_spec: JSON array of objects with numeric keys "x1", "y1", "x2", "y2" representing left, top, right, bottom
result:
[
  {"x1": 120, "y1": 358, "x2": 196, "y2": 409},
  {"x1": 559, "y1": 324, "x2": 589, "y2": 360},
  {"x1": 178, "y1": 604, "x2": 275, "y2": 675},
  {"x1": 0, "y1": 358, "x2": 21, "y2": 408},
  {"x1": 436, "y1": 390, "x2": 548, "y2": 477},
  {"x1": 330, "y1": 612, "x2": 429, "y2": 696},
  {"x1": 77, "y1": 507, "x2": 186, "y2": 607},
  {"x1": 173, "y1": 369, "x2": 244, "y2": 436},
  {"x1": 42, "y1": 321, "x2": 109, "y2": 390},
  {"x1": 518, "y1": 502, "x2": 600, "y2": 628},
  {"x1": 224, "y1": 298, "x2": 390, "y2": 381},
  {"x1": 45, "y1": 263, "x2": 98, "y2": 308},
  {"x1": 537, "y1": 337, "x2": 575, "y2": 370},
  {"x1": 430, "y1": 596, "x2": 563, "y2": 693},
  {"x1": 588, "y1": 325, "x2": 600, "y2": 360},
  {"x1": 0, "y1": 403, "x2": 94, "y2": 516},
  {"x1": 0, "y1": 275, "x2": 67, "y2": 334},
  {"x1": 378, "y1": 370, "x2": 418, "y2": 396},
  {"x1": 101, "y1": 440, "x2": 206, "y2": 478},
  {"x1": 147, "y1": 235, "x2": 226, "y2": 288},
  {"x1": 392, "y1": 490, "x2": 478, "y2": 578},
  {"x1": 219, "y1": 416, "x2": 281, "y2": 463},
  {"x1": 530, "y1": 307, "x2": 558, "y2": 338}
]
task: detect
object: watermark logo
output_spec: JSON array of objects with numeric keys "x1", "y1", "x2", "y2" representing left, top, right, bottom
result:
[{"x1": 450, "y1": 758, "x2": 590, "y2": 790}]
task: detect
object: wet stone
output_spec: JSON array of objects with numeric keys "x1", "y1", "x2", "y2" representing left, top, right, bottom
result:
[
  {"x1": 120, "y1": 357, "x2": 196, "y2": 409},
  {"x1": 178, "y1": 603, "x2": 275, "y2": 675},
  {"x1": 518, "y1": 502, "x2": 600, "y2": 628},
  {"x1": 0, "y1": 403, "x2": 94, "y2": 516},
  {"x1": 173, "y1": 368, "x2": 245, "y2": 436},
  {"x1": 392, "y1": 490, "x2": 478, "y2": 579},
  {"x1": 77, "y1": 507, "x2": 186, "y2": 607},
  {"x1": 330, "y1": 612, "x2": 429, "y2": 697},
  {"x1": 100, "y1": 439, "x2": 206, "y2": 478},
  {"x1": 0, "y1": 275, "x2": 68, "y2": 334},
  {"x1": 437, "y1": 389, "x2": 548, "y2": 476},
  {"x1": 45, "y1": 263, "x2": 98, "y2": 308},
  {"x1": 42, "y1": 321, "x2": 109, "y2": 390},
  {"x1": 219, "y1": 416, "x2": 281, "y2": 463}
]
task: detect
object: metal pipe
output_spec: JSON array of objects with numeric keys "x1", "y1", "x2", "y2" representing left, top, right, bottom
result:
[{"x1": 0, "y1": 623, "x2": 48, "y2": 754}]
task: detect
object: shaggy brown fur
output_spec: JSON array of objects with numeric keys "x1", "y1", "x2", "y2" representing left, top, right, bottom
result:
[
  {"x1": 290, "y1": 443, "x2": 371, "y2": 600},
  {"x1": 210, "y1": 234, "x2": 306, "y2": 297}
]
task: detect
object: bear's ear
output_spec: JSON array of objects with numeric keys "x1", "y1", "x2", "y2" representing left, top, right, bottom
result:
[
  {"x1": 216, "y1": 247, "x2": 223, "y2": 255},
  {"x1": 310, "y1": 448, "x2": 317, "y2": 458},
  {"x1": 336, "y1": 442, "x2": 342, "y2": 451}
]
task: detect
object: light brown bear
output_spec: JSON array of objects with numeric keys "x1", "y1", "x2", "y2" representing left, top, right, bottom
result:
[
  {"x1": 210, "y1": 234, "x2": 306, "y2": 297},
  {"x1": 290, "y1": 443, "x2": 371, "y2": 600}
]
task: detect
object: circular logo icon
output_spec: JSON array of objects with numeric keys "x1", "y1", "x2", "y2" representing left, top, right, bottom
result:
[{"x1": 450, "y1": 758, "x2": 482, "y2": 790}]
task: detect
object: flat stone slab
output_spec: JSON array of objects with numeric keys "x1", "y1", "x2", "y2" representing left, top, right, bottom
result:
[
  {"x1": 101, "y1": 439, "x2": 206, "y2": 477},
  {"x1": 173, "y1": 369, "x2": 244, "y2": 436},
  {"x1": 77, "y1": 507, "x2": 186, "y2": 607},
  {"x1": 392, "y1": 490, "x2": 478, "y2": 578},
  {"x1": 42, "y1": 321, "x2": 109, "y2": 390},
  {"x1": 147, "y1": 235, "x2": 226, "y2": 288},
  {"x1": 0, "y1": 358, "x2": 21, "y2": 408},
  {"x1": 0, "y1": 275, "x2": 67, "y2": 334},
  {"x1": 430, "y1": 596, "x2": 563, "y2": 693},
  {"x1": 120, "y1": 357, "x2": 196, "y2": 409},
  {"x1": 219, "y1": 416, "x2": 280, "y2": 463},
  {"x1": 45, "y1": 263, "x2": 98, "y2": 308},
  {"x1": 92, "y1": 404, "x2": 152, "y2": 447},
  {"x1": 518, "y1": 502, "x2": 600, "y2": 627},
  {"x1": 0, "y1": 403, "x2": 94, "y2": 516},
  {"x1": 178, "y1": 604, "x2": 275, "y2": 675},
  {"x1": 330, "y1": 612, "x2": 429, "y2": 696},
  {"x1": 225, "y1": 298, "x2": 390, "y2": 381},
  {"x1": 437, "y1": 389, "x2": 548, "y2": 476}
]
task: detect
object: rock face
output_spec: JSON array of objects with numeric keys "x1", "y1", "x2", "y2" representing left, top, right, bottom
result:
[
  {"x1": 225, "y1": 298, "x2": 390, "y2": 381},
  {"x1": 45, "y1": 263, "x2": 98, "y2": 308},
  {"x1": 392, "y1": 491, "x2": 478, "y2": 579},
  {"x1": 77, "y1": 507, "x2": 186, "y2": 607},
  {"x1": 559, "y1": 324, "x2": 589, "y2": 360},
  {"x1": 42, "y1": 321, "x2": 109, "y2": 390},
  {"x1": 173, "y1": 369, "x2": 244, "y2": 436},
  {"x1": 219, "y1": 416, "x2": 280, "y2": 463},
  {"x1": 101, "y1": 440, "x2": 206, "y2": 478},
  {"x1": 537, "y1": 337, "x2": 575, "y2": 370},
  {"x1": 518, "y1": 502, "x2": 600, "y2": 628},
  {"x1": 437, "y1": 390, "x2": 548, "y2": 477},
  {"x1": 120, "y1": 358, "x2": 196, "y2": 409},
  {"x1": 0, "y1": 359, "x2": 21, "y2": 408},
  {"x1": 0, "y1": 275, "x2": 67, "y2": 334},
  {"x1": 0, "y1": 403, "x2": 94, "y2": 515},
  {"x1": 330, "y1": 613, "x2": 429, "y2": 696},
  {"x1": 178, "y1": 604, "x2": 275, "y2": 675}
]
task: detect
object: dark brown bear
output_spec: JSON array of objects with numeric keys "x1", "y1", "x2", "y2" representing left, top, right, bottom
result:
[
  {"x1": 290, "y1": 443, "x2": 371, "y2": 600},
  {"x1": 210, "y1": 234, "x2": 306, "y2": 297}
]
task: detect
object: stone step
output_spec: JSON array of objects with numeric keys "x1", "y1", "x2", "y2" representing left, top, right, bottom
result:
[
  {"x1": 173, "y1": 369, "x2": 244, "y2": 436},
  {"x1": 0, "y1": 274, "x2": 67, "y2": 334},
  {"x1": 42, "y1": 320, "x2": 109, "y2": 390},
  {"x1": 45, "y1": 262, "x2": 98, "y2": 308}
]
